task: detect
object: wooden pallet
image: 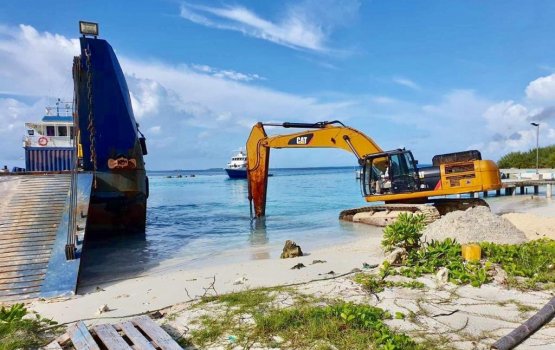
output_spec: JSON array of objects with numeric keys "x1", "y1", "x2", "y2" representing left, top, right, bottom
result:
[{"x1": 44, "y1": 315, "x2": 183, "y2": 350}]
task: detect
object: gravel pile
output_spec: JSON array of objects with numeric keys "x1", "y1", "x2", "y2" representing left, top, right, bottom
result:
[{"x1": 421, "y1": 206, "x2": 528, "y2": 244}]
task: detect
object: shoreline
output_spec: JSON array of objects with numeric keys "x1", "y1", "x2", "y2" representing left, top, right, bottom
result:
[{"x1": 31, "y1": 230, "x2": 385, "y2": 324}]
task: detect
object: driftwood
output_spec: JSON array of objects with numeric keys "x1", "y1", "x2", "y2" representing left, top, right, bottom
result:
[{"x1": 491, "y1": 296, "x2": 555, "y2": 350}]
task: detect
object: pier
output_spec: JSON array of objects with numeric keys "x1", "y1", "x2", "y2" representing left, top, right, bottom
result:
[{"x1": 0, "y1": 173, "x2": 92, "y2": 301}]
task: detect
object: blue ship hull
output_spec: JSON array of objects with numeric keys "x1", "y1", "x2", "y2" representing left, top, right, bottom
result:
[
  {"x1": 226, "y1": 168, "x2": 247, "y2": 179},
  {"x1": 74, "y1": 36, "x2": 148, "y2": 234}
]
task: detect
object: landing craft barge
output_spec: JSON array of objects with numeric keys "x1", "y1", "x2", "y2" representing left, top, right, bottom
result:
[
  {"x1": 73, "y1": 21, "x2": 149, "y2": 233},
  {"x1": 0, "y1": 21, "x2": 149, "y2": 302}
]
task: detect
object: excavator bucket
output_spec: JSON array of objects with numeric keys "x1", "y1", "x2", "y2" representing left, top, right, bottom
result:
[{"x1": 246, "y1": 123, "x2": 270, "y2": 218}]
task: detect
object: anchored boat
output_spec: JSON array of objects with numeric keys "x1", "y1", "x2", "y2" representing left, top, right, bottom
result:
[{"x1": 225, "y1": 150, "x2": 248, "y2": 179}]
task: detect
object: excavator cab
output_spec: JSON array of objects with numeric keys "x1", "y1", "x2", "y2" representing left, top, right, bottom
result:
[{"x1": 361, "y1": 149, "x2": 420, "y2": 196}]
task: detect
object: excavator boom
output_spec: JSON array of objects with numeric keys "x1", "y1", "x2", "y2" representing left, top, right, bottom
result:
[{"x1": 246, "y1": 121, "x2": 382, "y2": 217}]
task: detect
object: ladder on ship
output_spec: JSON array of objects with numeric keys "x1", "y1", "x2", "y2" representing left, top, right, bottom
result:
[{"x1": 0, "y1": 173, "x2": 93, "y2": 301}]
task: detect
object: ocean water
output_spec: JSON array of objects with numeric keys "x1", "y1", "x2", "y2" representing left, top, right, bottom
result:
[
  {"x1": 79, "y1": 167, "x2": 375, "y2": 287},
  {"x1": 78, "y1": 167, "x2": 554, "y2": 288}
]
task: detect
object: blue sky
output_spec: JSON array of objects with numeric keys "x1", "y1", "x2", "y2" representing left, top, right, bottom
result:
[{"x1": 1, "y1": 0, "x2": 555, "y2": 170}]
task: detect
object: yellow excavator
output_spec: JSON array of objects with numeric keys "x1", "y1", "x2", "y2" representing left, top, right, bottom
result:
[{"x1": 246, "y1": 121, "x2": 502, "y2": 226}]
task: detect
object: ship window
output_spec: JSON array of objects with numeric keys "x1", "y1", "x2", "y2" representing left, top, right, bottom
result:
[
  {"x1": 46, "y1": 125, "x2": 55, "y2": 136},
  {"x1": 27, "y1": 130, "x2": 34, "y2": 136},
  {"x1": 58, "y1": 126, "x2": 68, "y2": 137}
]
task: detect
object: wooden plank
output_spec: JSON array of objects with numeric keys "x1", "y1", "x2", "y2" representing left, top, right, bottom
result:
[
  {"x1": 44, "y1": 340, "x2": 63, "y2": 349},
  {"x1": 0, "y1": 273, "x2": 45, "y2": 285},
  {"x1": 116, "y1": 322, "x2": 156, "y2": 350},
  {"x1": 93, "y1": 324, "x2": 132, "y2": 350},
  {"x1": 131, "y1": 316, "x2": 182, "y2": 350},
  {"x1": 68, "y1": 321, "x2": 101, "y2": 350}
]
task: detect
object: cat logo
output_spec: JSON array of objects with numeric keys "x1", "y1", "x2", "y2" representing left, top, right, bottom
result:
[{"x1": 288, "y1": 133, "x2": 314, "y2": 145}]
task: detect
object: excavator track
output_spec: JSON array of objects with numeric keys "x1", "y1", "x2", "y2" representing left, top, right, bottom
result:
[{"x1": 339, "y1": 198, "x2": 489, "y2": 227}]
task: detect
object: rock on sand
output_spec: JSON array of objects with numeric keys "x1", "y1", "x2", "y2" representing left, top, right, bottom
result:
[{"x1": 421, "y1": 206, "x2": 527, "y2": 244}]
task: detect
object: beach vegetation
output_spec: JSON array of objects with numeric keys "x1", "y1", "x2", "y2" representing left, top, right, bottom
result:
[
  {"x1": 379, "y1": 215, "x2": 555, "y2": 290},
  {"x1": 200, "y1": 288, "x2": 275, "y2": 311},
  {"x1": 354, "y1": 273, "x2": 425, "y2": 294},
  {"x1": 497, "y1": 145, "x2": 555, "y2": 169},
  {"x1": 187, "y1": 288, "x2": 424, "y2": 349},
  {"x1": 0, "y1": 303, "x2": 60, "y2": 350},
  {"x1": 480, "y1": 238, "x2": 555, "y2": 289},
  {"x1": 381, "y1": 213, "x2": 426, "y2": 252},
  {"x1": 399, "y1": 238, "x2": 490, "y2": 287}
]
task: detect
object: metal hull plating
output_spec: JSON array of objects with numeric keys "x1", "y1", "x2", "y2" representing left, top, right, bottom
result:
[
  {"x1": 74, "y1": 37, "x2": 148, "y2": 234},
  {"x1": 25, "y1": 147, "x2": 73, "y2": 172},
  {"x1": 85, "y1": 171, "x2": 148, "y2": 233},
  {"x1": 225, "y1": 168, "x2": 247, "y2": 179}
]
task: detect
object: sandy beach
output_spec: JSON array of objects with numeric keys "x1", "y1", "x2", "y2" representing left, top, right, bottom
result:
[{"x1": 29, "y1": 195, "x2": 555, "y2": 349}]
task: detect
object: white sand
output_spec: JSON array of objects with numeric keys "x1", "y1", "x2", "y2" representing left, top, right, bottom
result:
[
  {"x1": 503, "y1": 212, "x2": 555, "y2": 241},
  {"x1": 31, "y1": 232, "x2": 384, "y2": 323}
]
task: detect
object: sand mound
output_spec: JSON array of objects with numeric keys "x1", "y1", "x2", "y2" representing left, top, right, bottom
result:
[
  {"x1": 502, "y1": 213, "x2": 555, "y2": 241},
  {"x1": 422, "y1": 206, "x2": 527, "y2": 244}
]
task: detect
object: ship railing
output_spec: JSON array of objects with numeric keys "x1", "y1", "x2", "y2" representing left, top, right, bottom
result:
[
  {"x1": 65, "y1": 137, "x2": 79, "y2": 260},
  {"x1": 23, "y1": 135, "x2": 74, "y2": 148}
]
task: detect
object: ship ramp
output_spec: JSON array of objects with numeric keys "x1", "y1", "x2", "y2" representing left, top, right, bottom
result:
[{"x1": 0, "y1": 173, "x2": 93, "y2": 302}]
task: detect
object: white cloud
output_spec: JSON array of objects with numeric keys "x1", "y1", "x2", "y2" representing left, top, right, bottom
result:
[
  {"x1": 0, "y1": 24, "x2": 78, "y2": 97},
  {"x1": 191, "y1": 64, "x2": 264, "y2": 81},
  {"x1": 148, "y1": 126, "x2": 161, "y2": 134},
  {"x1": 526, "y1": 74, "x2": 555, "y2": 102},
  {"x1": 179, "y1": 0, "x2": 360, "y2": 53},
  {"x1": 0, "y1": 24, "x2": 358, "y2": 169},
  {"x1": 392, "y1": 77, "x2": 421, "y2": 91}
]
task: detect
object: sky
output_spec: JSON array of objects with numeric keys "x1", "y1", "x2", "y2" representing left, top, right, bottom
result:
[{"x1": 1, "y1": 0, "x2": 555, "y2": 170}]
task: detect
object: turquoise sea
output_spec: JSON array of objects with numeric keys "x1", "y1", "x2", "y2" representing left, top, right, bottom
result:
[
  {"x1": 78, "y1": 167, "x2": 553, "y2": 289},
  {"x1": 79, "y1": 167, "x2": 372, "y2": 288}
]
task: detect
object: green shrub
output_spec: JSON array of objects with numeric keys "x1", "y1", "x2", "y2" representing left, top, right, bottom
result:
[
  {"x1": 400, "y1": 238, "x2": 490, "y2": 287},
  {"x1": 0, "y1": 303, "x2": 59, "y2": 350},
  {"x1": 481, "y1": 239, "x2": 555, "y2": 288},
  {"x1": 382, "y1": 213, "x2": 426, "y2": 252}
]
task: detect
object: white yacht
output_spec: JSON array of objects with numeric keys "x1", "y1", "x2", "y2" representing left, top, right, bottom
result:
[{"x1": 225, "y1": 150, "x2": 247, "y2": 179}]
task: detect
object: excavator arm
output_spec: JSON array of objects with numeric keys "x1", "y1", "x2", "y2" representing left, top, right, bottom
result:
[{"x1": 246, "y1": 121, "x2": 383, "y2": 218}]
